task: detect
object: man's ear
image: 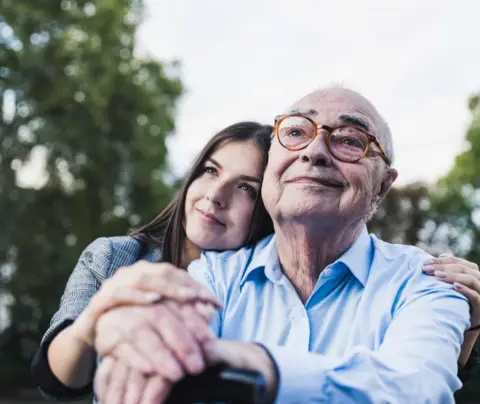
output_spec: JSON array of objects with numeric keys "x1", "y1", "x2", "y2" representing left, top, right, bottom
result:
[{"x1": 376, "y1": 168, "x2": 398, "y2": 204}]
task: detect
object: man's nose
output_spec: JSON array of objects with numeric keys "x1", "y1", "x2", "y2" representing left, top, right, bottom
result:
[
  {"x1": 205, "y1": 181, "x2": 227, "y2": 208},
  {"x1": 299, "y1": 132, "x2": 332, "y2": 166}
]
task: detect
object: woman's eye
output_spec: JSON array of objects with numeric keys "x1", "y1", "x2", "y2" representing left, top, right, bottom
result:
[
  {"x1": 203, "y1": 166, "x2": 218, "y2": 175},
  {"x1": 238, "y1": 183, "x2": 257, "y2": 198}
]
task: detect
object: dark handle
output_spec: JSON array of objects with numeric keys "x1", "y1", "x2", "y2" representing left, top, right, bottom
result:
[{"x1": 164, "y1": 365, "x2": 267, "y2": 404}]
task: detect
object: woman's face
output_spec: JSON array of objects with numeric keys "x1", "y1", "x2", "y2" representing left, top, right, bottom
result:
[{"x1": 184, "y1": 140, "x2": 264, "y2": 251}]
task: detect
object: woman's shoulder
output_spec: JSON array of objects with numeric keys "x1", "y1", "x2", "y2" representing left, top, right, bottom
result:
[{"x1": 82, "y1": 235, "x2": 161, "y2": 279}]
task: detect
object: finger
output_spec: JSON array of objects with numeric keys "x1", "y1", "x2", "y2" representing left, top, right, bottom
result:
[
  {"x1": 140, "y1": 375, "x2": 171, "y2": 404},
  {"x1": 128, "y1": 324, "x2": 184, "y2": 382},
  {"x1": 105, "y1": 360, "x2": 129, "y2": 404},
  {"x1": 124, "y1": 367, "x2": 148, "y2": 404},
  {"x1": 439, "y1": 253, "x2": 454, "y2": 257},
  {"x1": 435, "y1": 272, "x2": 480, "y2": 291},
  {"x1": 150, "y1": 305, "x2": 206, "y2": 375},
  {"x1": 110, "y1": 342, "x2": 155, "y2": 374},
  {"x1": 94, "y1": 356, "x2": 115, "y2": 403},
  {"x1": 424, "y1": 255, "x2": 479, "y2": 270},
  {"x1": 193, "y1": 301, "x2": 217, "y2": 320},
  {"x1": 426, "y1": 263, "x2": 480, "y2": 276},
  {"x1": 454, "y1": 282, "x2": 480, "y2": 305},
  {"x1": 177, "y1": 302, "x2": 216, "y2": 345},
  {"x1": 89, "y1": 287, "x2": 162, "y2": 320},
  {"x1": 125, "y1": 262, "x2": 222, "y2": 306}
]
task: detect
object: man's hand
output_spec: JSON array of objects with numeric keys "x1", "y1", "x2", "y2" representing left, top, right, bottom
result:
[
  {"x1": 94, "y1": 300, "x2": 217, "y2": 378},
  {"x1": 95, "y1": 340, "x2": 279, "y2": 404},
  {"x1": 95, "y1": 357, "x2": 171, "y2": 404},
  {"x1": 205, "y1": 339, "x2": 279, "y2": 402}
]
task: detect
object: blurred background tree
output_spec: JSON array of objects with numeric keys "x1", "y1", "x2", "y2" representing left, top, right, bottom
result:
[
  {"x1": 0, "y1": 0, "x2": 182, "y2": 394},
  {"x1": 368, "y1": 92, "x2": 480, "y2": 402}
]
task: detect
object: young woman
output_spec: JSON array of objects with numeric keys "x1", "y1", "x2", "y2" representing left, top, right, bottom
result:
[{"x1": 32, "y1": 121, "x2": 480, "y2": 400}]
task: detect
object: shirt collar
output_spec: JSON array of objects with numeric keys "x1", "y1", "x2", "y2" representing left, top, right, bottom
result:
[
  {"x1": 335, "y1": 226, "x2": 373, "y2": 287},
  {"x1": 240, "y1": 234, "x2": 281, "y2": 286},
  {"x1": 240, "y1": 227, "x2": 373, "y2": 287}
]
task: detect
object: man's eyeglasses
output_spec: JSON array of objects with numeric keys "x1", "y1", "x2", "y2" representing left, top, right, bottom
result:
[{"x1": 274, "y1": 115, "x2": 391, "y2": 166}]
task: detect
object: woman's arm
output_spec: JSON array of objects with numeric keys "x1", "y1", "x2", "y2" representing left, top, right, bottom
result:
[
  {"x1": 46, "y1": 322, "x2": 98, "y2": 388},
  {"x1": 31, "y1": 238, "x2": 114, "y2": 397},
  {"x1": 33, "y1": 238, "x2": 220, "y2": 399},
  {"x1": 422, "y1": 254, "x2": 480, "y2": 374}
]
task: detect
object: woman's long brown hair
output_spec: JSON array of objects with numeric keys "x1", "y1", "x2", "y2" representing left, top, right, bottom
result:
[{"x1": 130, "y1": 121, "x2": 274, "y2": 267}]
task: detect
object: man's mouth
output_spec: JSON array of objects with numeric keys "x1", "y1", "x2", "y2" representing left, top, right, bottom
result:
[{"x1": 285, "y1": 176, "x2": 346, "y2": 189}]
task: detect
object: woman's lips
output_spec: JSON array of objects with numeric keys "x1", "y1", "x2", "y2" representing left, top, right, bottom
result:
[{"x1": 197, "y1": 209, "x2": 225, "y2": 226}]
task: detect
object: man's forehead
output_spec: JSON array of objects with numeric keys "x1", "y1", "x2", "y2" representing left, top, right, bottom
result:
[
  {"x1": 289, "y1": 88, "x2": 373, "y2": 112},
  {"x1": 286, "y1": 89, "x2": 379, "y2": 128}
]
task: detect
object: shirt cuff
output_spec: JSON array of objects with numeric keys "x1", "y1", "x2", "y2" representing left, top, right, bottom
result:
[
  {"x1": 31, "y1": 319, "x2": 94, "y2": 400},
  {"x1": 262, "y1": 344, "x2": 339, "y2": 403}
]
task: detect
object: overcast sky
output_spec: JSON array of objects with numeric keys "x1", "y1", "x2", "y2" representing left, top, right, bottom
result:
[{"x1": 135, "y1": 0, "x2": 480, "y2": 186}]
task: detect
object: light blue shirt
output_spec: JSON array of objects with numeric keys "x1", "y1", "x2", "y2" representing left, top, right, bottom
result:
[{"x1": 188, "y1": 227, "x2": 471, "y2": 403}]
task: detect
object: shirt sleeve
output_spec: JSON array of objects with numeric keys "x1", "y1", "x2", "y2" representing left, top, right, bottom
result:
[
  {"x1": 264, "y1": 273, "x2": 470, "y2": 404},
  {"x1": 31, "y1": 237, "x2": 113, "y2": 400}
]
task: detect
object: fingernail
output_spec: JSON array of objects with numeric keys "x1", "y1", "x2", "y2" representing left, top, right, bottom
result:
[
  {"x1": 178, "y1": 288, "x2": 197, "y2": 299},
  {"x1": 187, "y1": 353, "x2": 204, "y2": 374},
  {"x1": 423, "y1": 259, "x2": 435, "y2": 265},
  {"x1": 423, "y1": 264, "x2": 435, "y2": 272},
  {"x1": 454, "y1": 282, "x2": 464, "y2": 290},
  {"x1": 439, "y1": 253, "x2": 453, "y2": 257},
  {"x1": 142, "y1": 292, "x2": 162, "y2": 302},
  {"x1": 434, "y1": 270, "x2": 447, "y2": 278}
]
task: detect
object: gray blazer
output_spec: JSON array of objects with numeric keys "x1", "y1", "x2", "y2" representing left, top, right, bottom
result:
[
  {"x1": 35, "y1": 236, "x2": 161, "y2": 400},
  {"x1": 42, "y1": 236, "x2": 162, "y2": 347}
]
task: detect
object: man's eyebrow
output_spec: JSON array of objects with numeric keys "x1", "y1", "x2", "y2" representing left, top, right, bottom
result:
[
  {"x1": 339, "y1": 114, "x2": 370, "y2": 132},
  {"x1": 289, "y1": 108, "x2": 318, "y2": 117},
  {"x1": 208, "y1": 158, "x2": 260, "y2": 183}
]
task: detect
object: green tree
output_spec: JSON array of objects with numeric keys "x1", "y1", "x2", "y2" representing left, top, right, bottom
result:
[
  {"x1": 426, "y1": 93, "x2": 480, "y2": 264},
  {"x1": 369, "y1": 182, "x2": 431, "y2": 247},
  {"x1": 427, "y1": 93, "x2": 480, "y2": 402},
  {"x1": 0, "y1": 0, "x2": 182, "y2": 391}
]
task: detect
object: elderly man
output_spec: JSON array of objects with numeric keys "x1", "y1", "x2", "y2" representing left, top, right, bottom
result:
[{"x1": 93, "y1": 87, "x2": 471, "y2": 403}]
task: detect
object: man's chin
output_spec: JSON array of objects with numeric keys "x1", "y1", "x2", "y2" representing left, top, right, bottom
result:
[{"x1": 276, "y1": 205, "x2": 341, "y2": 224}]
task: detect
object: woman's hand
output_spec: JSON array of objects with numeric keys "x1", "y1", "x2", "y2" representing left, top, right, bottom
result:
[
  {"x1": 71, "y1": 261, "x2": 221, "y2": 347},
  {"x1": 423, "y1": 253, "x2": 480, "y2": 367},
  {"x1": 423, "y1": 254, "x2": 480, "y2": 330}
]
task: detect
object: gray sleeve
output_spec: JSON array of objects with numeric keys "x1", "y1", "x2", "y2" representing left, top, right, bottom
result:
[
  {"x1": 40, "y1": 237, "x2": 113, "y2": 346},
  {"x1": 31, "y1": 238, "x2": 114, "y2": 400}
]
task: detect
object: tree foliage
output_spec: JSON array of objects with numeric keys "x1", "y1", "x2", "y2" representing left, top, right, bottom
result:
[
  {"x1": 0, "y1": 0, "x2": 479, "y2": 400},
  {"x1": 0, "y1": 0, "x2": 182, "y2": 390}
]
